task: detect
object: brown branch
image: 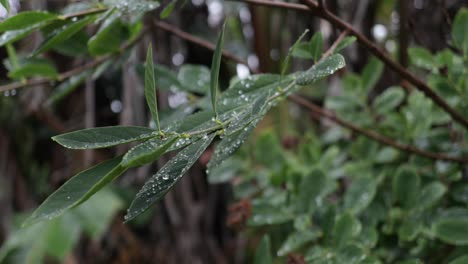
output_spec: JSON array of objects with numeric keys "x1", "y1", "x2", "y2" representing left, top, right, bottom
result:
[
  {"x1": 289, "y1": 94, "x2": 468, "y2": 163},
  {"x1": 231, "y1": 0, "x2": 468, "y2": 130},
  {"x1": 153, "y1": 21, "x2": 258, "y2": 73},
  {"x1": 0, "y1": 29, "x2": 148, "y2": 93},
  {"x1": 320, "y1": 29, "x2": 349, "y2": 60}
]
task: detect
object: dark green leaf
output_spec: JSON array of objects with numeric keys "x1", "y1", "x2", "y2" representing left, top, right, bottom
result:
[
  {"x1": 122, "y1": 136, "x2": 177, "y2": 167},
  {"x1": 277, "y1": 229, "x2": 322, "y2": 256},
  {"x1": 23, "y1": 156, "x2": 126, "y2": 226},
  {"x1": 452, "y1": 8, "x2": 468, "y2": 54},
  {"x1": 53, "y1": 30, "x2": 90, "y2": 56},
  {"x1": 0, "y1": 11, "x2": 57, "y2": 32},
  {"x1": 0, "y1": 20, "x2": 53, "y2": 46},
  {"x1": 87, "y1": 13, "x2": 129, "y2": 56},
  {"x1": 254, "y1": 235, "x2": 272, "y2": 264},
  {"x1": 449, "y1": 255, "x2": 468, "y2": 264},
  {"x1": 393, "y1": 167, "x2": 420, "y2": 209},
  {"x1": 299, "y1": 169, "x2": 328, "y2": 213},
  {"x1": 452, "y1": 184, "x2": 468, "y2": 204},
  {"x1": 409, "y1": 47, "x2": 434, "y2": 70},
  {"x1": 362, "y1": 57, "x2": 384, "y2": 92},
  {"x1": 32, "y1": 15, "x2": 96, "y2": 56},
  {"x1": 125, "y1": 134, "x2": 215, "y2": 221},
  {"x1": 344, "y1": 176, "x2": 377, "y2": 214},
  {"x1": 333, "y1": 212, "x2": 362, "y2": 247},
  {"x1": 296, "y1": 54, "x2": 346, "y2": 85},
  {"x1": 309, "y1": 31, "x2": 323, "y2": 62},
  {"x1": 8, "y1": 59, "x2": 58, "y2": 79},
  {"x1": 373, "y1": 86, "x2": 405, "y2": 114},
  {"x1": 418, "y1": 182, "x2": 446, "y2": 210},
  {"x1": 160, "y1": 0, "x2": 177, "y2": 18},
  {"x1": 52, "y1": 126, "x2": 157, "y2": 149},
  {"x1": 334, "y1": 36, "x2": 357, "y2": 53},
  {"x1": 210, "y1": 23, "x2": 225, "y2": 117},
  {"x1": 144, "y1": 45, "x2": 161, "y2": 131},
  {"x1": 433, "y1": 217, "x2": 468, "y2": 245}
]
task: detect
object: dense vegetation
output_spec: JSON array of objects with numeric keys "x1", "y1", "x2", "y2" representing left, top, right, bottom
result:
[{"x1": 0, "y1": 0, "x2": 467, "y2": 263}]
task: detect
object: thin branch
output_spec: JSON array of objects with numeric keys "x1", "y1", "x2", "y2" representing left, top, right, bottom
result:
[
  {"x1": 61, "y1": 7, "x2": 108, "y2": 20},
  {"x1": 320, "y1": 29, "x2": 349, "y2": 60},
  {"x1": 0, "y1": 29, "x2": 148, "y2": 93},
  {"x1": 230, "y1": 0, "x2": 468, "y2": 130},
  {"x1": 289, "y1": 94, "x2": 468, "y2": 163},
  {"x1": 153, "y1": 21, "x2": 258, "y2": 73}
]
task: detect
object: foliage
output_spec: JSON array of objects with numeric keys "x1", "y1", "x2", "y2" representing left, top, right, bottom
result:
[{"x1": 0, "y1": 1, "x2": 467, "y2": 263}]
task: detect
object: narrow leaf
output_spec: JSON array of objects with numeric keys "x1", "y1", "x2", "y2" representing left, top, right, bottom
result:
[
  {"x1": 160, "y1": 0, "x2": 177, "y2": 18},
  {"x1": 87, "y1": 13, "x2": 129, "y2": 56},
  {"x1": 254, "y1": 235, "x2": 273, "y2": 264},
  {"x1": 0, "y1": 0, "x2": 9, "y2": 12},
  {"x1": 334, "y1": 36, "x2": 356, "y2": 53},
  {"x1": 309, "y1": 32, "x2": 323, "y2": 62},
  {"x1": 23, "y1": 156, "x2": 126, "y2": 226},
  {"x1": 52, "y1": 126, "x2": 157, "y2": 149},
  {"x1": 393, "y1": 167, "x2": 420, "y2": 209},
  {"x1": 125, "y1": 134, "x2": 215, "y2": 221},
  {"x1": 32, "y1": 15, "x2": 96, "y2": 56},
  {"x1": 282, "y1": 29, "x2": 309, "y2": 76},
  {"x1": 122, "y1": 136, "x2": 178, "y2": 168},
  {"x1": 210, "y1": 23, "x2": 226, "y2": 118},
  {"x1": 296, "y1": 54, "x2": 346, "y2": 85},
  {"x1": 361, "y1": 57, "x2": 384, "y2": 92},
  {"x1": 145, "y1": 45, "x2": 161, "y2": 131},
  {"x1": 0, "y1": 11, "x2": 57, "y2": 32}
]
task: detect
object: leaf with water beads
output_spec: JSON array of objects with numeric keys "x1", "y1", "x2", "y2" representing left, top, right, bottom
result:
[
  {"x1": 125, "y1": 133, "x2": 216, "y2": 221},
  {"x1": 122, "y1": 136, "x2": 178, "y2": 168},
  {"x1": 210, "y1": 23, "x2": 225, "y2": 118},
  {"x1": 296, "y1": 54, "x2": 346, "y2": 86},
  {"x1": 52, "y1": 126, "x2": 157, "y2": 149},
  {"x1": 23, "y1": 156, "x2": 126, "y2": 226}
]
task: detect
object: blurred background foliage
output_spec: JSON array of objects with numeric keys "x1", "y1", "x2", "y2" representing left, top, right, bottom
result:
[{"x1": 0, "y1": 0, "x2": 467, "y2": 263}]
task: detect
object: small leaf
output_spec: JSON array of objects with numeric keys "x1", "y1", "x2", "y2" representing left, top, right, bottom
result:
[
  {"x1": 309, "y1": 32, "x2": 323, "y2": 62},
  {"x1": 0, "y1": 20, "x2": 53, "y2": 46},
  {"x1": 23, "y1": 156, "x2": 126, "y2": 226},
  {"x1": 125, "y1": 134, "x2": 215, "y2": 221},
  {"x1": 178, "y1": 64, "x2": 211, "y2": 94},
  {"x1": 449, "y1": 255, "x2": 468, "y2": 264},
  {"x1": 393, "y1": 167, "x2": 420, "y2": 209},
  {"x1": 291, "y1": 43, "x2": 314, "y2": 59},
  {"x1": 52, "y1": 126, "x2": 157, "y2": 149},
  {"x1": 373, "y1": 86, "x2": 405, "y2": 114},
  {"x1": 296, "y1": 54, "x2": 346, "y2": 85},
  {"x1": 334, "y1": 36, "x2": 357, "y2": 53},
  {"x1": 409, "y1": 47, "x2": 434, "y2": 70},
  {"x1": 160, "y1": 0, "x2": 177, "y2": 18},
  {"x1": 277, "y1": 229, "x2": 322, "y2": 256},
  {"x1": 362, "y1": 57, "x2": 384, "y2": 92},
  {"x1": 433, "y1": 217, "x2": 468, "y2": 245},
  {"x1": 333, "y1": 212, "x2": 362, "y2": 247},
  {"x1": 452, "y1": 8, "x2": 468, "y2": 54},
  {"x1": 254, "y1": 235, "x2": 273, "y2": 264},
  {"x1": 144, "y1": 45, "x2": 162, "y2": 132},
  {"x1": 298, "y1": 169, "x2": 328, "y2": 213},
  {"x1": 122, "y1": 136, "x2": 178, "y2": 168},
  {"x1": 344, "y1": 176, "x2": 377, "y2": 214},
  {"x1": 8, "y1": 59, "x2": 58, "y2": 79},
  {"x1": 282, "y1": 29, "x2": 309, "y2": 75},
  {"x1": 418, "y1": 182, "x2": 446, "y2": 210},
  {"x1": 33, "y1": 15, "x2": 96, "y2": 56},
  {"x1": 0, "y1": 11, "x2": 57, "y2": 32},
  {"x1": 210, "y1": 23, "x2": 226, "y2": 118}
]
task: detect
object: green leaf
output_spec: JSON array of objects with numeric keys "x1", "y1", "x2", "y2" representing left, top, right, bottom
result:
[
  {"x1": 398, "y1": 218, "x2": 421, "y2": 241},
  {"x1": 144, "y1": 45, "x2": 162, "y2": 132},
  {"x1": 23, "y1": 156, "x2": 126, "y2": 226},
  {"x1": 452, "y1": 184, "x2": 468, "y2": 204},
  {"x1": 373, "y1": 86, "x2": 405, "y2": 114},
  {"x1": 87, "y1": 13, "x2": 129, "y2": 56},
  {"x1": 47, "y1": 71, "x2": 91, "y2": 105},
  {"x1": 393, "y1": 167, "x2": 420, "y2": 209},
  {"x1": 178, "y1": 64, "x2": 211, "y2": 94},
  {"x1": 52, "y1": 126, "x2": 157, "y2": 149},
  {"x1": 298, "y1": 169, "x2": 328, "y2": 213},
  {"x1": 433, "y1": 217, "x2": 468, "y2": 245},
  {"x1": 53, "y1": 30, "x2": 90, "y2": 56},
  {"x1": 283, "y1": 29, "x2": 309, "y2": 75},
  {"x1": 8, "y1": 59, "x2": 58, "y2": 79},
  {"x1": 418, "y1": 182, "x2": 446, "y2": 210},
  {"x1": 125, "y1": 134, "x2": 215, "y2": 221},
  {"x1": 333, "y1": 212, "x2": 362, "y2": 247},
  {"x1": 207, "y1": 157, "x2": 243, "y2": 184},
  {"x1": 121, "y1": 136, "x2": 178, "y2": 168},
  {"x1": 291, "y1": 43, "x2": 314, "y2": 59},
  {"x1": 452, "y1": 8, "x2": 468, "y2": 54},
  {"x1": 362, "y1": 57, "x2": 384, "y2": 92},
  {"x1": 296, "y1": 54, "x2": 346, "y2": 85},
  {"x1": 0, "y1": 0, "x2": 9, "y2": 12},
  {"x1": 32, "y1": 15, "x2": 96, "y2": 56},
  {"x1": 449, "y1": 255, "x2": 468, "y2": 264},
  {"x1": 210, "y1": 23, "x2": 226, "y2": 118},
  {"x1": 277, "y1": 229, "x2": 322, "y2": 256},
  {"x1": 344, "y1": 176, "x2": 377, "y2": 214},
  {"x1": 0, "y1": 11, "x2": 58, "y2": 32},
  {"x1": 309, "y1": 32, "x2": 323, "y2": 62},
  {"x1": 0, "y1": 20, "x2": 54, "y2": 46},
  {"x1": 334, "y1": 36, "x2": 357, "y2": 53},
  {"x1": 254, "y1": 235, "x2": 273, "y2": 264},
  {"x1": 409, "y1": 47, "x2": 434, "y2": 70},
  {"x1": 160, "y1": 0, "x2": 177, "y2": 18}
]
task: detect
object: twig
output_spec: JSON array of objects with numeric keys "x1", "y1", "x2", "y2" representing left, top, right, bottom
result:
[
  {"x1": 0, "y1": 29, "x2": 148, "y2": 93},
  {"x1": 229, "y1": 0, "x2": 468, "y2": 130},
  {"x1": 289, "y1": 94, "x2": 468, "y2": 163},
  {"x1": 153, "y1": 21, "x2": 258, "y2": 73},
  {"x1": 61, "y1": 7, "x2": 108, "y2": 20},
  {"x1": 320, "y1": 29, "x2": 349, "y2": 60}
]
